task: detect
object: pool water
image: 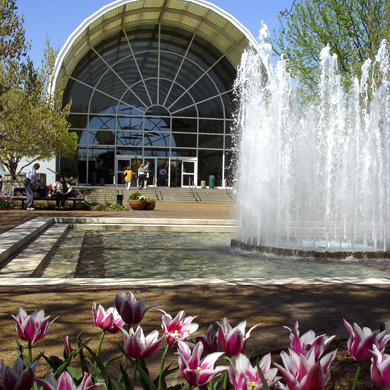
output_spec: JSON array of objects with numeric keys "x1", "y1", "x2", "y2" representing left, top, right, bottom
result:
[{"x1": 42, "y1": 230, "x2": 390, "y2": 279}]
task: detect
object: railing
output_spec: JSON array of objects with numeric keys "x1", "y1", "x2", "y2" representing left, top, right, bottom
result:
[
  {"x1": 225, "y1": 178, "x2": 236, "y2": 202},
  {"x1": 151, "y1": 177, "x2": 163, "y2": 201},
  {"x1": 189, "y1": 177, "x2": 201, "y2": 202}
]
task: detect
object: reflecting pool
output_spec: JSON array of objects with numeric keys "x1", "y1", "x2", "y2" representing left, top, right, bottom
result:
[{"x1": 41, "y1": 230, "x2": 389, "y2": 279}]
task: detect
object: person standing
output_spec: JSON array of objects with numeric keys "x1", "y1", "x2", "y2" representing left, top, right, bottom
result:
[
  {"x1": 144, "y1": 162, "x2": 151, "y2": 189},
  {"x1": 159, "y1": 166, "x2": 167, "y2": 187},
  {"x1": 123, "y1": 166, "x2": 133, "y2": 190},
  {"x1": 137, "y1": 164, "x2": 146, "y2": 190},
  {"x1": 0, "y1": 172, "x2": 4, "y2": 193},
  {"x1": 24, "y1": 163, "x2": 40, "y2": 211}
]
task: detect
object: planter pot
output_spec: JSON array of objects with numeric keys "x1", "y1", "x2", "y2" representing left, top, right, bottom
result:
[
  {"x1": 144, "y1": 202, "x2": 156, "y2": 210},
  {"x1": 128, "y1": 200, "x2": 146, "y2": 210}
]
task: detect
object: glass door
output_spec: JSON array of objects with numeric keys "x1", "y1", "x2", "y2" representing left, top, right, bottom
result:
[
  {"x1": 181, "y1": 159, "x2": 197, "y2": 187},
  {"x1": 116, "y1": 156, "x2": 140, "y2": 186},
  {"x1": 143, "y1": 157, "x2": 157, "y2": 187}
]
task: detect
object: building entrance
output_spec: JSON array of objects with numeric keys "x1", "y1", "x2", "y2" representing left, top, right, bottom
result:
[{"x1": 116, "y1": 156, "x2": 197, "y2": 188}]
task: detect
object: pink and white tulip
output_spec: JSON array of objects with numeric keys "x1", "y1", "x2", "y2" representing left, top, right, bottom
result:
[
  {"x1": 92, "y1": 303, "x2": 124, "y2": 334},
  {"x1": 371, "y1": 345, "x2": 390, "y2": 389},
  {"x1": 177, "y1": 341, "x2": 228, "y2": 387},
  {"x1": 284, "y1": 321, "x2": 335, "y2": 360},
  {"x1": 36, "y1": 371, "x2": 103, "y2": 390},
  {"x1": 158, "y1": 310, "x2": 199, "y2": 345},
  {"x1": 229, "y1": 353, "x2": 281, "y2": 390},
  {"x1": 11, "y1": 308, "x2": 58, "y2": 345},
  {"x1": 122, "y1": 325, "x2": 163, "y2": 360},
  {"x1": 0, "y1": 358, "x2": 38, "y2": 390},
  {"x1": 114, "y1": 291, "x2": 159, "y2": 325},
  {"x1": 274, "y1": 348, "x2": 337, "y2": 390},
  {"x1": 216, "y1": 318, "x2": 261, "y2": 356},
  {"x1": 193, "y1": 324, "x2": 219, "y2": 358},
  {"x1": 344, "y1": 319, "x2": 390, "y2": 363},
  {"x1": 63, "y1": 336, "x2": 73, "y2": 360}
]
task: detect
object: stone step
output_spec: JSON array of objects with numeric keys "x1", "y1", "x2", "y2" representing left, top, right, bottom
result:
[{"x1": 0, "y1": 224, "x2": 68, "y2": 277}]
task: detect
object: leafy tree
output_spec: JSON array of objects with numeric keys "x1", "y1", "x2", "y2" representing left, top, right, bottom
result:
[
  {"x1": 0, "y1": 1, "x2": 77, "y2": 179},
  {"x1": 274, "y1": 0, "x2": 389, "y2": 94}
]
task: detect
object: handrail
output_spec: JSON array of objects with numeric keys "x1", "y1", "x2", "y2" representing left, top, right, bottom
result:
[
  {"x1": 188, "y1": 177, "x2": 201, "y2": 202},
  {"x1": 151, "y1": 177, "x2": 163, "y2": 201},
  {"x1": 225, "y1": 178, "x2": 236, "y2": 201}
]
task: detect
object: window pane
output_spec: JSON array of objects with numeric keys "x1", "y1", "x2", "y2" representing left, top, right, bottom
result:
[
  {"x1": 199, "y1": 119, "x2": 223, "y2": 134},
  {"x1": 171, "y1": 149, "x2": 196, "y2": 157},
  {"x1": 117, "y1": 131, "x2": 143, "y2": 146},
  {"x1": 116, "y1": 147, "x2": 142, "y2": 156},
  {"x1": 88, "y1": 147, "x2": 114, "y2": 184},
  {"x1": 144, "y1": 132, "x2": 171, "y2": 147},
  {"x1": 89, "y1": 116, "x2": 116, "y2": 130},
  {"x1": 171, "y1": 133, "x2": 197, "y2": 148},
  {"x1": 198, "y1": 134, "x2": 223, "y2": 148},
  {"x1": 172, "y1": 118, "x2": 197, "y2": 133},
  {"x1": 117, "y1": 116, "x2": 143, "y2": 131},
  {"x1": 89, "y1": 130, "x2": 115, "y2": 145},
  {"x1": 198, "y1": 150, "x2": 223, "y2": 187}
]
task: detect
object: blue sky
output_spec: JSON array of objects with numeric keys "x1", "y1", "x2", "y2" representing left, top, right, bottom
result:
[{"x1": 16, "y1": 0, "x2": 293, "y2": 66}]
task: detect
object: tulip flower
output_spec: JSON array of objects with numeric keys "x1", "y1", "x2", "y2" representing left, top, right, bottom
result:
[
  {"x1": 122, "y1": 325, "x2": 163, "y2": 360},
  {"x1": 36, "y1": 371, "x2": 103, "y2": 390},
  {"x1": 63, "y1": 336, "x2": 73, "y2": 360},
  {"x1": 216, "y1": 318, "x2": 261, "y2": 356},
  {"x1": 177, "y1": 340, "x2": 228, "y2": 387},
  {"x1": 284, "y1": 321, "x2": 335, "y2": 360},
  {"x1": 229, "y1": 353, "x2": 281, "y2": 390},
  {"x1": 158, "y1": 309, "x2": 199, "y2": 345},
  {"x1": 371, "y1": 345, "x2": 390, "y2": 389},
  {"x1": 274, "y1": 348, "x2": 337, "y2": 390},
  {"x1": 343, "y1": 319, "x2": 390, "y2": 363},
  {"x1": 0, "y1": 358, "x2": 38, "y2": 390},
  {"x1": 193, "y1": 324, "x2": 219, "y2": 358},
  {"x1": 11, "y1": 307, "x2": 58, "y2": 345},
  {"x1": 114, "y1": 291, "x2": 159, "y2": 325},
  {"x1": 92, "y1": 303, "x2": 124, "y2": 334}
]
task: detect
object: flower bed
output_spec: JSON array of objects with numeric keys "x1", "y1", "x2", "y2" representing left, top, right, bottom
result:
[{"x1": 2, "y1": 290, "x2": 390, "y2": 390}]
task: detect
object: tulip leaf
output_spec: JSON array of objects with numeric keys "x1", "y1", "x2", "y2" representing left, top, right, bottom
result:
[
  {"x1": 256, "y1": 359, "x2": 270, "y2": 390},
  {"x1": 16, "y1": 341, "x2": 29, "y2": 368},
  {"x1": 118, "y1": 345, "x2": 156, "y2": 390},
  {"x1": 103, "y1": 354, "x2": 123, "y2": 367},
  {"x1": 84, "y1": 344, "x2": 113, "y2": 390},
  {"x1": 210, "y1": 372, "x2": 225, "y2": 390},
  {"x1": 119, "y1": 362, "x2": 132, "y2": 390},
  {"x1": 66, "y1": 367, "x2": 83, "y2": 381},
  {"x1": 77, "y1": 333, "x2": 92, "y2": 374}
]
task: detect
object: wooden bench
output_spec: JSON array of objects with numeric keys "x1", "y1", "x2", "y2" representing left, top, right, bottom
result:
[{"x1": 12, "y1": 187, "x2": 85, "y2": 209}]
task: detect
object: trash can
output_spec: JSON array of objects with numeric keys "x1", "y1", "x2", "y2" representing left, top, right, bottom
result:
[
  {"x1": 116, "y1": 190, "x2": 124, "y2": 206},
  {"x1": 201, "y1": 180, "x2": 206, "y2": 188},
  {"x1": 209, "y1": 175, "x2": 215, "y2": 189}
]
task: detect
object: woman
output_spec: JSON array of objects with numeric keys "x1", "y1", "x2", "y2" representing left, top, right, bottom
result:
[
  {"x1": 123, "y1": 166, "x2": 133, "y2": 190},
  {"x1": 51, "y1": 176, "x2": 72, "y2": 209},
  {"x1": 137, "y1": 164, "x2": 146, "y2": 190}
]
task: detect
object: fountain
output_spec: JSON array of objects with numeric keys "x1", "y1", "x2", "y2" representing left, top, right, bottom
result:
[{"x1": 233, "y1": 22, "x2": 390, "y2": 257}]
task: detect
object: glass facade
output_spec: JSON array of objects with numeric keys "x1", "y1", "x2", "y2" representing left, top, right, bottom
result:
[{"x1": 60, "y1": 24, "x2": 237, "y2": 187}]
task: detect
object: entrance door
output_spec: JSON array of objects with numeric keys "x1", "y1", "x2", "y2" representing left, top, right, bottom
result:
[
  {"x1": 168, "y1": 158, "x2": 197, "y2": 187},
  {"x1": 181, "y1": 159, "x2": 197, "y2": 187},
  {"x1": 143, "y1": 157, "x2": 157, "y2": 187},
  {"x1": 115, "y1": 156, "x2": 140, "y2": 186}
]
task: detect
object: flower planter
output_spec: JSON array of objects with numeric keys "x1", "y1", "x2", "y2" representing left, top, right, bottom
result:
[
  {"x1": 128, "y1": 200, "x2": 146, "y2": 210},
  {"x1": 144, "y1": 202, "x2": 156, "y2": 210}
]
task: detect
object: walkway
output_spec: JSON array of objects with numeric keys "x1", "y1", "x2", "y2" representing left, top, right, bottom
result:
[{"x1": 0, "y1": 204, "x2": 389, "y2": 382}]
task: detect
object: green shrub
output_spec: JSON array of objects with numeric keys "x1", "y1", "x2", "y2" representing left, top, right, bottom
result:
[
  {"x1": 92, "y1": 203, "x2": 129, "y2": 211},
  {"x1": 0, "y1": 194, "x2": 14, "y2": 210},
  {"x1": 129, "y1": 191, "x2": 147, "y2": 201}
]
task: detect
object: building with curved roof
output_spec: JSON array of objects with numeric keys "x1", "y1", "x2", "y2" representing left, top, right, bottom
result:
[{"x1": 55, "y1": 0, "x2": 257, "y2": 188}]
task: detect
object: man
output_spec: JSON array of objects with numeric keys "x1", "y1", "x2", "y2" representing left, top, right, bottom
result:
[
  {"x1": 24, "y1": 163, "x2": 40, "y2": 211},
  {"x1": 159, "y1": 166, "x2": 167, "y2": 187}
]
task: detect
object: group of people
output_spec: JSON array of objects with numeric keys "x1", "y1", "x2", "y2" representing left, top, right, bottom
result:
[
  {"x1": 24, "y1": 163, "x2": 73, "y2": 211},
  {"x1": 123, "y1": 162, "x2": 167, "y2": 190}
]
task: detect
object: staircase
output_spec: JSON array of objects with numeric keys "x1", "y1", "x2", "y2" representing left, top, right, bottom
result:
[{"x1": 81, "y1": 186, "x2": 235, "y2": 204}]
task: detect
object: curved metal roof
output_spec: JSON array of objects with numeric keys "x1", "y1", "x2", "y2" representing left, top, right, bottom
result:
[{"x1": 52, "y1": 0, "x2": 258, "y2": 91}]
